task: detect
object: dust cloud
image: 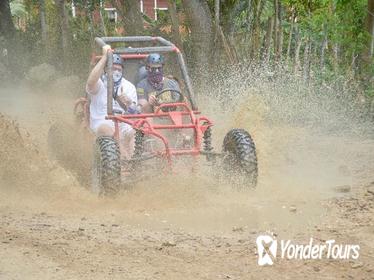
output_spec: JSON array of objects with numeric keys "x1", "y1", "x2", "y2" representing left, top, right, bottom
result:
[{"x1": 0, "y1": 66, "x2": 373, "y2": 237}]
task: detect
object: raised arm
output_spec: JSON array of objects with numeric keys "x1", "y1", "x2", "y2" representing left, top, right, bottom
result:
[{"x1": 86, "y1": 45, "x2": 111, "y2": 95}]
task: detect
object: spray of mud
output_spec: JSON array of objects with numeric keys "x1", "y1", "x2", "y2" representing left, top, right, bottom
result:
[{"x1": 1, "y1": 67, "x2": 374, "y2": 237}]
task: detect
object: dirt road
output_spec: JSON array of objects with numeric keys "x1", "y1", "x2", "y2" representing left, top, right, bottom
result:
[{"x1": 0, "y1": 83, "x2": 374, "y2": 279}]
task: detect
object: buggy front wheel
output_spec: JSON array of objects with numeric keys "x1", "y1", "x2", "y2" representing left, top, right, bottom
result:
[
  {"x1": 92, "y1": 136, "x2": 121, "y2": 196},
  {"x1": 222, "y1": 129, "x2": 258, "y2": 188}
]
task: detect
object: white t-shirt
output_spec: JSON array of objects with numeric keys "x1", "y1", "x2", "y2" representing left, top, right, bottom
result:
[{"x1": 87, "y1": 77, "x2": 137, "y2": 131}]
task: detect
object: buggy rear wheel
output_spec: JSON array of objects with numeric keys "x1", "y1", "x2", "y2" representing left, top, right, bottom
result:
[
  {"x1": 92, "y1": 136, "x2": 121, "y2": 196},
  {"x1": 222, "y1": 129, "x2": 258, "y2": 188}
]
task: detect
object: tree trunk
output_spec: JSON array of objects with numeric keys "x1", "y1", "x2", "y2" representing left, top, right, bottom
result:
[
  {"x1": 371, "y1": 16, "x2": 374, "y2": 58},
  {"x1": 366, "y1": 0, "x2": 374, "y2": 58},
  {"x1": 39, "y1": 0, "x2": 48, "y2": 49},
  {"x1": 99, "y1": 3, "x2": 107, "y2": 36},
  {"x1": 0, "y1": 0, "x2": 26, "y2": 77},
  {"x1": 350, "y1": 53, "x2": 358, "y2": 77},
  {"x1": 327, "y1": 2, "x2": 339, "y2": 72},
  {"x1": 263, "y1": 16, "x2": 274, "y2": 64},
  {"x1": 124, "y1": 0, "x2": 144, "y2": 34},
  {"x1": 0, "y1": 0, "x2": 18, "y2": 75},
  {"x1": 244, "y1": 0, "x2": 253, "y2": 54},
  {"x1": 273, "y1": 0, "x2": 283, "y2": 61},
  {"x1": 86, "y1": 2, "x2": 95, "y2": 43},
  {"x1": 0, "y1": 0, "x2": 16, "y2": 39},
  {"x1": 181, "y1": 0, "x2": 214, "y2": 77},
  {"x1": 112, "y1": 0, "x2": 144, "y2": 35},
  {"x1": 332, "y1": 43, "x2": 339, "y2": 71},
  {"x1": 320, "y1": 23, "x2": 328, "y2": 70},
  {"x1": 286, "y1": 7, "x2": 295, "y2": 62},
  {"x1": 221, "y1": 0, "x2": 246, "y2": 58},
  {"x1": 303, "y1": 38, "x2": 311, "y2": 82},
  {"x1": 250, "y1": 0, "x2": 264, "y2": 61},
  {"x1": 215, "y1": 0, "x2": 220, "y2": 35},
  {"x1": 219, "y1": 26, "x2": 238, "y2": 64},
  {"x1": 293, "y1": 26, "x2": 302, "y2": 73},
  {"x1": 167, "y1": 0, "x2": 183, "y2": 52},
  {"x1": 55, "y1": 0, "x2": 70, "y2": 68},
  {"x1": 278, "y1": 2, "x2": 283, "y2": 58},
  {"x1": 213, "y1": 0, "x2": 222, "y2": 62},
  {"x1": 357, "y1": 0, "x2": 374, "y2": 79},
  {"x1": 247, "y1": 0, "x2": 253, "y2": 28}
]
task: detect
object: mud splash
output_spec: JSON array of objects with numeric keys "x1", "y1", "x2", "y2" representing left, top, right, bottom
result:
[{"x1": 0, "y1": 68, "x2": 373, "y2": 236}]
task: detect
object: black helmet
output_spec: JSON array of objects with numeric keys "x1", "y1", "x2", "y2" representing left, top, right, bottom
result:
[
  {"x1": 113, "y1": 54, "x2": 123, "y2": 67},
  {"x1": 146, "y1": 53, "x2": 164, "y2": 67}
]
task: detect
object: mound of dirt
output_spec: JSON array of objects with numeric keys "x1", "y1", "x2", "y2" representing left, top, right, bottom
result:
[
  {"x1": 47, "y1": 119, "x2": 92, "y2": 186},
  {"x1": 0, "y1": 114, "x2": 78, "y2": 194}
]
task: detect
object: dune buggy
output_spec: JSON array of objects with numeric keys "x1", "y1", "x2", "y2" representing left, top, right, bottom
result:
[{"x1": 49, "y1": 36, "x2": 258, "y2": 196}]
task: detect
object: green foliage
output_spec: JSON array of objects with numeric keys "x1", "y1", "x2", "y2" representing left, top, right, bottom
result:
[
  {"x1": 10, "y1": 0, "x2": 27, "y2": 18},
  {"x1": 5, "y1": 0, "x2": 373, "y2": 92}
]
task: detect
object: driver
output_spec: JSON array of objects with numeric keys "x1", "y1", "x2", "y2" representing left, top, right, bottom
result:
[
  {"x1": 86, "y1": 45, "x2": 137, "y2": 159},
  {"x1": 136, "y1": 53, "x2": 181, "y2": 113}
]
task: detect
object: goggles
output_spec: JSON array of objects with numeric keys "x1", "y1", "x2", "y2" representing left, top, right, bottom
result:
[{"x1": 148, "y1": 66, "x2": 163, "y2": 73}]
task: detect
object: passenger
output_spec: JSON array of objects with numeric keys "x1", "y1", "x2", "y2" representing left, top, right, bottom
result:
[{"x1": 86, "y1": 45, "x2": 137, "y2": 159}]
